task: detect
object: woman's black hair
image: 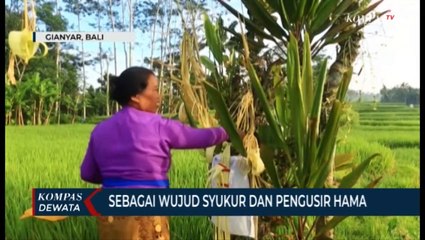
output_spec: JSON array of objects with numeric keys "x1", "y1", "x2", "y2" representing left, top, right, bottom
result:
[{"x1": 110, "y1": 66, "x2": 155, "y2": 106}]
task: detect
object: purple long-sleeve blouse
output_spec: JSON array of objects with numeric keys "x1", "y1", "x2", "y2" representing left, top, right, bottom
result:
[{"x1": 80, "y1": 106, "x2": 229, "y2": 187}]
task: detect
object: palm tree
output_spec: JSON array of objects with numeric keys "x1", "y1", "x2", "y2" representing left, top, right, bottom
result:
[
  {"x1": 23, "y1": 73, "x2": 58, "y2": 125},
  {"x1": 63, "y1": 94, "x2": 82, "y2": 124},
  {"x1": 176, "y1": 0, "x2": 387, "y2": 239},
  {"x1": 13, "y1": 81, "x2": 30, "y2": 126}
]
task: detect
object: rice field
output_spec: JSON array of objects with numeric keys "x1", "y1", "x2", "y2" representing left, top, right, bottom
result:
[
  {"x1": 334, "y1": 102, "x2": 420, "y2": 240},
  {"x1": 5, "y1": 102, "x2": 420, "y2": 239},
  {"x1": 6, "y1": 125, "x2": 214, "y2": 240}
]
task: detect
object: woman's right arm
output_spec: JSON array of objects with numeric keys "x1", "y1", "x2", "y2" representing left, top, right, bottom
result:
[
  {"x1": 160, "y1": 118, "x2": 229, "y2": 149},
  {"x1": 80, "y1": 134, "x2": 102, "y2": 184}
]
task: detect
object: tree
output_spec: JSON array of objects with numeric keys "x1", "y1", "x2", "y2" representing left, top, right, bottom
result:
[
  {"x1": 35, "y1": 0, "x2": 68, "y2": 124},
  {"x1": 380, "y1": 85, "x2": 390, "y2": 102},
  {"x1": 380, "y1": 83, "x2": 419, "y2": 105},
  {"x1": 23, "y1": 72, "x2": 58, "y2": 125},
  {"x1": 105, "y1": 0, "x2": 121, "y2": 113},
  {"x1": 6, "y1": 0, "x2": 81, "y2": 126},
  {"x1": 64, "y1": 0, "x2": 91, "y2": 120},
  {"x1": 87, "y1": 0, "x2": 110, "y2": 116},
  {"x1": 177, "y1": 1, "x2": 387, "y2": 239}
]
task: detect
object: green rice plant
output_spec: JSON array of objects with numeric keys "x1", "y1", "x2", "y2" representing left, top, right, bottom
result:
[
  {"x1": 391, "y1": 148, "x2": 420, "y2": 168},
  {"x1": 336, "y1": 137, "x2": 395, "y2": 185},
  {"x1": 359, "y1": 116, "x2": 420, "y2": 121},
  {"x1": 354, "y1": 105, "x2": 417, "y2": 109},
  {"x1": 335, "y1": 216, "x2": 420, "y2": 240},
  {"x1": 6, "y1": 101, "x2": 420, "y2": 239},
  {"x1": 6, "y1": 117, "x2": 420, "y2": 240},
  {"x1": 333, "y1": 102, "x2": 420, "y2": 239},
  {"x1": 359, "y1": 120, "x2": 419, "y2": 127},
  {"x1": 6, "y1": 126, "x2": 213, "y2": 240},
  {"x1": 356, "y1": 125, "x2": 419, "y2": 132},
  {"x1": 351, "y1": 129, "x2": 419, "y2": 149},
  {"x1": 169, "y1": 150, "x2": 213, "y2": 240},
  {"x1": 6, "y1": 125, "x2": 98, "y2": 240},
  {"x1": 360, "y1": 113, "x2": 419, "y2": 119},
  {"x1": 359, "y1": 113, "x2": 420, "y2": 120},
  {"x1": 378, "y1": 147, "x2": 419, "y2": 189},
  {"x1": 357, "y1": 108, "x2": 419, "y2": 113}
]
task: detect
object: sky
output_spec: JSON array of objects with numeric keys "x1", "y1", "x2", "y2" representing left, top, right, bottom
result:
[
  {"x1": 225, "y1": 0, "x2": 421, "y2": 93},
  {"x1": 12, "y1": 0, "x2": 420, "y2": 94},
  {"x1": 229, "y1": 0, "x2": 421, "y2": 94},
  {"x1": 347, "y1": 0, "x2": 420, "y2": 93}
]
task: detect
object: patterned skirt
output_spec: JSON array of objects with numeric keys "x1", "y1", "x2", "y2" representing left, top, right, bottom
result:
[
  {"x1": 97, "y1": 216, "x2": 170, "y2": 240},
  {"x1": 98, "y1": 179, "x2": 170, "y2": 239}
]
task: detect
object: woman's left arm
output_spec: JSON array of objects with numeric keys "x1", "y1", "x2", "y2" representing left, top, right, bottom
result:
[
  {"x1": 80, "y1": 135, "x2": 102, "y2": 184},
  {"x1": 160, "y1": 118, "x2": 229, "y2": 149}
]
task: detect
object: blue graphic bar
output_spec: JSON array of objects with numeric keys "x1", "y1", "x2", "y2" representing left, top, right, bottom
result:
[{"x1": 32, "y1": 188, "x2": 420, "y2": 216}]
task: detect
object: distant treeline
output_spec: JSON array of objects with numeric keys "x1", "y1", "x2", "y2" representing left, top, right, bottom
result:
[
  {"x1": 380, "y1": 83, "x2": 419, "y2": 105},
  {"x1": 345, "y1": 83, "x2": 419, "y2": 105}
]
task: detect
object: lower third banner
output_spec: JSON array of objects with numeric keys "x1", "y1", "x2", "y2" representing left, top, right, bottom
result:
[{"x1": 32, "y1": 188, "x2": 420, "y2": 216}]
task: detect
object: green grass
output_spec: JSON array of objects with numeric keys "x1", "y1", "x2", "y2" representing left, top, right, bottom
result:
[
  {"x1": 378, "y1": 148, "x2": 420, "y2": 188},
  {"x1": 359, "y1": 116, "x2": 420, "y2": 121},
  {"x1": 336, "y1": 137, "x2": 396, "y2": 186},
  {"x1": 169, "y1": 151, "x2": 214, "y2": 240},
  {"x1": 6, "y1": 103, "x2": 420, "y2": 240},
  {"x1": 358, "y1": 111, "x2": 419, "y2": 116},
  {"x1": 356, "y1": 108, "x2": 419, "y2": 113},
  {"x1": 6, "y1": 125, "x2": 97, "y2": 240},
  {"x1": 355, "y1": 125, "x2": 420, "y2": 132},
  {"x1": 359, "y1": 120, "x2": 419, "y2": 127},
  {"x1": 349, "y1": 129, "x2": 419, "y2": 149},
  {"x1": 335, "y1": 216, "x2": 420, "y2": 240},
  {"x1": 334, "y1": 102, "x2": 420, "y2": 240},
  {"x1": 6, "y1": 125, "x2": 213, "y2": 240}
]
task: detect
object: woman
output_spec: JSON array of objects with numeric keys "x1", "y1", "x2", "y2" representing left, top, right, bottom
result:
[{"x1": 80, "y1": 66, "x2": 230, "y2": 240}]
